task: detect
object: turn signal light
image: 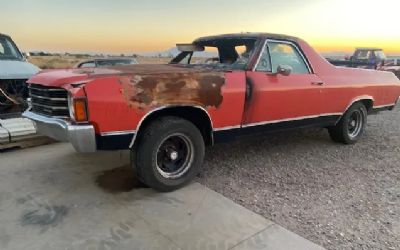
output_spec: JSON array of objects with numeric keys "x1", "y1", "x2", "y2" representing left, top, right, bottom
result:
[{"x1": 73, "y1": 99, "x2": 88, "y2": 122}]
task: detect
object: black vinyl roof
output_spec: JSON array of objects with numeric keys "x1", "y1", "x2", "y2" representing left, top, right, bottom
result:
[
  {"x1": 194, "y1": 32, "x2": 300, "y2": 44},
  {"x1": 0, "y1": 33, "x2": 11, "y2": 38}
]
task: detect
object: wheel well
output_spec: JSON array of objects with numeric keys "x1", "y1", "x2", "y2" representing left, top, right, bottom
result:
[
  {"x1": 359, "y1": 99, "x2": 373, "y2": 112},
  {"x1": 133, "y1": 106, "x2": 213, "y2": 147}
]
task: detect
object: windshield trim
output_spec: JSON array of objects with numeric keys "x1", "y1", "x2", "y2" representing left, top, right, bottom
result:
[{"x1": 170, "y1": 38, "x2": 259, "y2": 70}]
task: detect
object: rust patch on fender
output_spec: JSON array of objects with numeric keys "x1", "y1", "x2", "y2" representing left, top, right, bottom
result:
[{"x1": 119, "y1": 71, "x2": 225, "y2": 110}]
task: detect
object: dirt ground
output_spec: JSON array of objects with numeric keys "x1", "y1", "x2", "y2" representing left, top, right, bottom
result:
[{"x1": 198, "y1": 107, "x2": 400, "y2": 250}]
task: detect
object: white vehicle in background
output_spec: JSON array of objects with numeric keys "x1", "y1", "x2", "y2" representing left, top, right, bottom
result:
[
  {"x1": 381, "y1": 58, "x2": 400, "y2": 79},
  {"x1": 0, "y1": 33, "x2": 39, "y2": 116}
]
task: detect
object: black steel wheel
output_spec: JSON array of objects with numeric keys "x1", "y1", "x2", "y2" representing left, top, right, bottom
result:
[
  {"x1": 156, "y1": 133, "x2": 194, "y2": 180},
  {"x1": 347, "y1": 110, "x2": 364, "y2": 140},
  {"x1": 132, "y1": 116, "x2": 205, "y2": 192},
  {"x1": 328, "y1": 102, "x2": 367, "y2": 144}
]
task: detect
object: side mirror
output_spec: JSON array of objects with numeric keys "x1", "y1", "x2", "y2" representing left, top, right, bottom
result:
[
  {"x1": 22, "y1": 52, "x2": 30, "y2": 61},
  {"x1": 276, "y1": 65, "x2": 292, "y2": 76}
]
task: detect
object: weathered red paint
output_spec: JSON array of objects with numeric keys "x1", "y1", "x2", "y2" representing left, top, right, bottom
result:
[{"x1": 27, "y1": 33, "x2": 400, "y2": 138}]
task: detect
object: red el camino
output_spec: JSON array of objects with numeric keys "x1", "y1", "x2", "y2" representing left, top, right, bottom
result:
[{"x1": 23, "y1": 33, "x2": 400, "y2": 191}]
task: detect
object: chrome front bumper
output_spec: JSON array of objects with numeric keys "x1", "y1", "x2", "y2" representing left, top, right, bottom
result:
[{"x1": 22, "y1": 111, "x2": 96, "y2": 153}]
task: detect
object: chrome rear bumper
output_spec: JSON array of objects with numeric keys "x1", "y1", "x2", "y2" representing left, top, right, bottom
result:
[{"x1": 22, "y1": 111, "x2": 96, "y2": 153}]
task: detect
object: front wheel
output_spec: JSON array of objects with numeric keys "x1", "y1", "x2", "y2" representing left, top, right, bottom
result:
[
  {"x1": 328, "y1": 103, "x2": 367, "y2": 144},
  {"x1": 132, "y1": 116, "x2": 205, "y2": 192}
]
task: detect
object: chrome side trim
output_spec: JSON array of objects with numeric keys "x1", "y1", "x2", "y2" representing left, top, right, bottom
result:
[
  {"x1": 129, "y1": 105, "x2": 214, "y2": 148},
  {"x1": 253, "y1": 39, "x2": 269, "y2": 72},
  {"x1": 213, "y1": 125, "x2": 241, "y2": 131},
  {"x1": 101, "y1": 130, "x2": 136, "y2": 137},
  {"x1": 68, "y1": 93, "x2": 74, "y2": 120},
  {"x1": 344, "y1": 96, "x2": 374, "y2": 112},
  {"x1": 242, "y1": 113, "x2": 343, "y2": 128},
  {"x1": 333, "y1": 96, "x2": 375, "y2": 125}
]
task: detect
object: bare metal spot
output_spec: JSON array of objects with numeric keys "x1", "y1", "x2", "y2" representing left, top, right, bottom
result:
[
  {"x1": 132, "y1": 75, "x2": 143, "y2": 84},
  {"x1": 95, "y1": 165, "x2": 148, "y2": 193}
]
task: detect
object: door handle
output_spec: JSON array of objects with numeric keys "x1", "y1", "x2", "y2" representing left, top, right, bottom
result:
[{"x1": 311, "y1": 81, "x2": 324, "y2": 86}]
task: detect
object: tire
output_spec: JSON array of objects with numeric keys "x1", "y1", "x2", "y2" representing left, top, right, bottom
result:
[
  {"x1": 132, "y1": 116, "x2": 205, "y2": 192},
  {"x1": 328, "y1": 103, "x2": 367, "y2": 144}
]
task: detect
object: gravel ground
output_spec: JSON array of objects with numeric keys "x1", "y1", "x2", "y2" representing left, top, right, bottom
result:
[{"x1": 198, "y1": 107, "x2": 400, "y2": 250}]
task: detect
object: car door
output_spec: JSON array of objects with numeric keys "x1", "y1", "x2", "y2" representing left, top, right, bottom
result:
[{"x1": 243, "y1": 39, "x2": 327, "y2": 129}]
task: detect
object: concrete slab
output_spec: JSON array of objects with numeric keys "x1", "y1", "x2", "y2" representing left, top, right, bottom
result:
[
  {"x1": 231, "y1": 224, "x2": 325, "y2": 250},
  {"x1": 0, "y1": 143, "x2": 326, "y2": 250},
  {"x1": 122, "y1": 184, "x2": 273, "y2": 250}
]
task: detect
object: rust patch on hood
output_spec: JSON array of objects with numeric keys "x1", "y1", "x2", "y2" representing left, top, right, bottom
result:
[{"x1": 119, "y1": 71, "x2": 225, "y2": 110}]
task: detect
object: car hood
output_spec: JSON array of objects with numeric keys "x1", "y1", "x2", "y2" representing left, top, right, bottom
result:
[
  {"x1": 28, "y1": 64, "x2": 229, "y2": 110},
  {"x1": 0, "y1": 60, "x2": 40, "y2": 80},
  {"x1": 27, "y1": 64, "x2": 222, "y2": 87}
]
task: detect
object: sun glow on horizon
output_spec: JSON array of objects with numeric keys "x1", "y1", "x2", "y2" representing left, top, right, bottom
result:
[{"x1": 1, "y1": 0, "x2": 399, "y2": 55}]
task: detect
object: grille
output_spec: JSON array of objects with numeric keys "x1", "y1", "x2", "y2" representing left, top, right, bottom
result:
[{"x1": 29, "y1": 84, "x2": 69, "y2": 118}]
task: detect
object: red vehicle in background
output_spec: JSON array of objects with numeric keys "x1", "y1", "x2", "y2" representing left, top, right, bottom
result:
[{"x1": 23, "y1": 33, "x2": 400, "y2": 191}]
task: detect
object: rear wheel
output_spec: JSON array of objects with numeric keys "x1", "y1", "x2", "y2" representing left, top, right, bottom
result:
[
  {"x1": 328, "y1": 103, "x2": 367, "y2": 144},
  {"x1": 132, "y1": 116, "x2": 205, "y2": 192}
]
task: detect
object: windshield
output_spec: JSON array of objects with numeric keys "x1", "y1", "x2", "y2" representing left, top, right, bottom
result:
[
  {"x1": 0, "y1": 36, "x2": 23, "y2": 61},
  {"x1": 170, "y1": 38, "x2": 257, "y2": 70}
]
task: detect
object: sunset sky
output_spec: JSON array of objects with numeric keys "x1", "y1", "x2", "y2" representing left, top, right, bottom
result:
[{"x1": 1, "y1": 0, "x2": 399, "y2": 54}]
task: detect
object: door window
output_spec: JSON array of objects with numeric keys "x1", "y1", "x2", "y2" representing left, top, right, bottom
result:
[
  {"x1": 256, "y1": 41, "x2": 310, "y2": 74},
  {"x1": 268, "y1": 42, "x2": 309, "y2": 74}
]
